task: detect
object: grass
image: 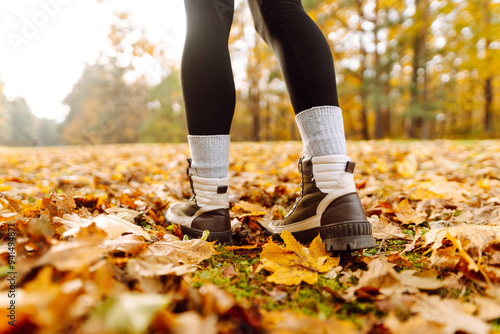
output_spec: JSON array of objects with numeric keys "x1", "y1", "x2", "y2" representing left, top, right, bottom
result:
[
  {"x1": 188, "y1": 229, "x2": 492, "y2": 330},
  {"x1": 190, "y1": 245, "x2": 387, "y2": 327}
]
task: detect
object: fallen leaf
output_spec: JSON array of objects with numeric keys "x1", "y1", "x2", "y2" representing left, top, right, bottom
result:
[
  {"x1": 103, "y1": 234, "x2": 148, "y2": 256},
  {"x1": 221, "y1": 265, "x2": 238, "y2": 279},
  {"x1": 171, "y1": 311, "x2": 217, "y2": 334},
  {"x1": 355, "y1": 258, "x2": 402, "y2": 294},
  {"x1": 146, "y1": 234, "x2": 215, "y2": 265},
  {"x1": 395, "y1": 199, "x2": 426, "y2": 226},
  {"x1": 261, "y1": 310, "x2": 359, "y2": 334},
  {"x1": 368, "y1": 215, "x2": 408, "y2": 240},
  {"x1": 36, "y1": 239, "x2": 107, "y2": 272},
  {"x1": 396, "y1": 153, "x2": 418, "y2": 178},
  {"x1": 82, "y1": 292, "x2": 170, "y2": 334},
  {"x1": 398, "y1": 270, "x2": 460, "y2": 290},
  {"x1": 17, "y1": 267, "x2": 87, "y2": 329},
  {"x1": 410, "y1": 295, "x2": 490, "y2": 334},
  {"x1": 256, "y1": 231, "x2": 339, "y2": 285},
  {"x1": 127, "y1": 255, "x2": 196, "y2": 277},
  {"x1": 55, "y1": 213, "x2": 151, "y2": 241},
  {"x1": 224, "y1": 244, "x2": 260, "y2": 251},
  {"x1": 232, "y1": 201, "x2": 267, "y2": 214},
  {"x1": 474, "y1": 296, "x2": 500, "y2": 321},
  {"x1": 425, "y1": 225, "x2": 500, "y2": 258},
  {"x1": 261, "y1": 285, "x2": 288, "y2": 302},
  {"x1": 384, "y1": 312, "x2": 445, "y2": 334},
  {"x1": 0, "y1": 209, "x2": 17, "y2": 223}
]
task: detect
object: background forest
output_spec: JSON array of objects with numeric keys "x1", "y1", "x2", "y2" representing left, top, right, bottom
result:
[{"x1": 0, "y1": 0, "x2": 499, "y2": 146}]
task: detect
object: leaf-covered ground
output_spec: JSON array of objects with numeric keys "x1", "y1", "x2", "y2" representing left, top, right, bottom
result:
[{"x1": 1, "y1": 140, "x2": 500, "y2": 334}]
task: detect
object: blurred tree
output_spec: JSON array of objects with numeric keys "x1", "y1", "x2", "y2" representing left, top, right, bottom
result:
[
  {"x1": 62, "y1": 13, "x2": 153, "y2": 145},
  {"x1": 140, "y1": 69, "x2": 186, "y2": 142},
  {"x1": 37, "y1": 118, "x2": 61, "y2": 146},
  {"x1": 0, "y1": 82, "x2": 8, "y2": 144},
  {"x1": 2, "y1": 97, "x2": 37, "y2": 146},
  {"x1": 59, "y1": 1, "x2": 500, "y2": 142}
]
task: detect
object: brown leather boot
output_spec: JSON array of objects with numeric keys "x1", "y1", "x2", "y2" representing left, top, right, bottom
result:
[
  {"x1": 165, "y1": 159, "x2": 233, "y2": 245},
  {"x1": 267, "y1": 155, "x2": 376, "y2": 251}
]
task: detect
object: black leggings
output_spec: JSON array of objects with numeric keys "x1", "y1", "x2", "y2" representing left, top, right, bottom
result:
[{"x1": 182, "y1": 0, "x2": 339, "y2": 135}]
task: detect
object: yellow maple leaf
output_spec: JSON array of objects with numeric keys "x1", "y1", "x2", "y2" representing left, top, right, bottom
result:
[{"x1": 257, "y1": 231, "x2": 339, "y2": 285}]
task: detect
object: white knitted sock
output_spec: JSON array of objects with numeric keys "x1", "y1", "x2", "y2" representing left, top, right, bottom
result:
[
  {"x1": 295, "y1": 106, "x2": 347, "y2": 157},
  {"x1": 188, "y1": 135, "x2": 230, "y2": 178}
]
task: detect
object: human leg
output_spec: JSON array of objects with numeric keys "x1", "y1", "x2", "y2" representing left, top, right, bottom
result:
[
  {"x1": 166, "y1": 0, "x2": 236, "y2": 244},
  {"x1": 248, "y1": 0, "x2": 376, "y2": 251},
  {"x1": 182, "y1": 0, "x2": 235, "y2": 137},
  {"x1": 247, "y1": 0, "x2": 346, "y2": 157}
]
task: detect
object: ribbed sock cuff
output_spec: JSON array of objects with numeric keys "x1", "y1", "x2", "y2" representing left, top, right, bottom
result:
[
  {"x1": 295, "y1": 106, "x2": 347, "y2": 156},
  {"x1": 188, "y1": 135, "x2": 230, "y2": 178}
]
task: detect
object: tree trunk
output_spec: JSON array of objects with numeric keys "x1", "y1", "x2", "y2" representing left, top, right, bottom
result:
[
  {"x1": 420, "y1": 0, "x2": 429, "y2": 139},
  {"x1": 408, "y1": 0, "x2": 428, "y2": 139},
  {"x1": 482, "y1": 0, "x2": 493, "y2": 134},
  {"x1": 248, "y1": 41, "x2": 261, "y2": 141},
  {"x1": 357, "y1": 0, "x2": 369, "y2": 140},
  {"x1": 373, "y1": 0, "x2": 383, "y2": 139},
  {"x1": 484, "y1": 76, "x2": 493, "y2": 133},
  {"x1": 383, "y1": 84, "x2": 391, "y2": 137}
]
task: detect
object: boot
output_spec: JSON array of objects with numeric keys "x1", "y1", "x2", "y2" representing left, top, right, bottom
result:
[
  {"x1": 267, "y1": 155, "x2": 376, "y2": 251},
  {"x1": 165, "y1": 158, "x2": 233, "y2": 245}
]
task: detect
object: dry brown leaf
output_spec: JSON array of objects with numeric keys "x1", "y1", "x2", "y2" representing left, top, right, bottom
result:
[
  {"x1": 368, "y1": 215, "x2": 408, "y2": 240},
  {"x1": 103, "y1": 234, "x2": 148, "y2": 256},
  {"x1": 198, "y1": 283, "x2": 237, "y2": 315},
  {"x1": 425, "y1": 225, "x2": 500, "y2": 258},
  {"x1": 4, "y1": 141, "x2": 500, "y2": 332},
  {"x1": 36, "y1": 239, "x2": 107, "y2": 272},
  {"x1": 398, "y1": 270, "x2": 460, "y2": 290},
  {"x1": 427, "y1": 177, "x2": 471, "y2": 202},
  {"x1": 124, "y1": 229, "x2": 215, "y2": 278},
  {"x1": 262, "y1": 310, "x2": 359, "y2": 334},
  {"x1": 396, "y1": 153, "x2": 418, "y2": 178},
  {"x1": 410, "y1": 295, "x2": 490, "y2": 334},
  {"x1": 257, "y1": 231, "x2": 339, "y2": 285},
  {"x1": 171, "y1": 311, "x2": 217, "y2": 334},
  {"x1": 127, "y1": 255, "x2": 196, "y2": 277},
  {"x1": 395, "y1": 199, "x2": 427, "y2": 226},
  {"x1": 146, "y1": 234, "x2": 215, "y2": 265},
  {"x1": 474, "y1": 296, "x2": 500, "y2": 321},
  {"x1": 81, "y1": 292, "x2": 170, "y2": 334},
  {"x1": 428, "y1": 245, "x2": 461, "y2": 269},
  {"x1": 232, "y1": 200, "x2": 267, "y2": 214},
  {"x1": 221, "y1": 264, "x2": 238, "y2": 279},
  {"x1": 55, "y1": 213, "x2": 152, "y2": 241},
  {"x1": 16, "y1": 267, "x2": 88, "y2": 329},
  {"x1": 355, "y1": 259, "x2": 459, "y2": 295},
  {"x1": 355, "y1": 258, "x2": 402, "y2": 294},
  {"x1": 0, "y1": 209, "x2": 17, "y2": 224},
  {"x1": 224, "y1": 244, "x2": 260, "y2": 251},
  {"x1": 425, "y1": 225, "x2": 500, "y2": 282},
  {"x1": 384, "y1": 312, "x2": 444, "y2": 334}
]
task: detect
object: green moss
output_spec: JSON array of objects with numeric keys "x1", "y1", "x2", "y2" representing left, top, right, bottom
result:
[
  {"x1": 401, "y1": 250, "x2": 428, "y2": 270},
  {"x1": 491, "y1": 318, "x2": 500, "y2": 333},
  {"x1": 193, "y1": 246, "x2": 380, "y2": 328}
]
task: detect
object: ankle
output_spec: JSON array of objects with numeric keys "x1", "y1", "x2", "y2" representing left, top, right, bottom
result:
[
  {"x1": 191, "y1": 174, "x2": 230, "y2": 208},
  {"x1": 309, "y1": 155, "x2": 355, "y2": 193}
]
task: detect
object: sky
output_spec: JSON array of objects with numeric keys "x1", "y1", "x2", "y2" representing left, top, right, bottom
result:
[{"x1": 0, "y1": 0, "x2": 187, "y2": 121}]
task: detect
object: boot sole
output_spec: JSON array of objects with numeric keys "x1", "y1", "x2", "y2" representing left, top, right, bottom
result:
[
  {"x1": 166, "y1": 221, "x2": 233, "y2": 246},
  {"x1": 269, "y1": 221, "x2": 377, "y2": 252}
]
